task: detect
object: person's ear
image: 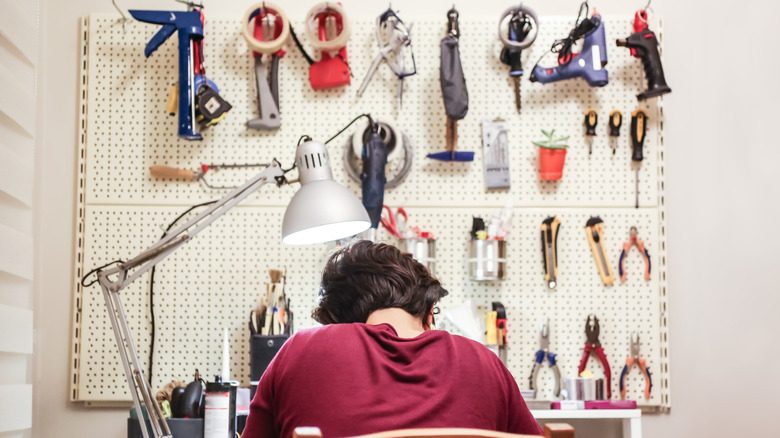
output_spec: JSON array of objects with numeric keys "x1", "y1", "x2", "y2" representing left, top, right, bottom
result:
[
  {"x1": 425, "y1": 305, "x2": 438, "y2": 330},
  {"x1": 425, "y1": 312, "x2": 434, "y2": 330}
]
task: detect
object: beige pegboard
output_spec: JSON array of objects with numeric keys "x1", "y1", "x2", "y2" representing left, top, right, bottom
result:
[
  {"x1": 81, "y1": 14, "x2": 661, "y2": 207},
  {"x1": 374, "y1": 207, "x2": 662, "y2": 406},
  {"x1": 72, "y1": 12, "x2": 670, "y2": 408}
]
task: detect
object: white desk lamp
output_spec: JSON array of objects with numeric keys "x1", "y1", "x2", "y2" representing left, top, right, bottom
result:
[{"x1": 95, "y1": 139, "x2": 369, "y2": 438}]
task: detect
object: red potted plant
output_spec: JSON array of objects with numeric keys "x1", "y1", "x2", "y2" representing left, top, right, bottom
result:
[{"x1": 533, "y1": 129, "x2": 569, "y2": 181}]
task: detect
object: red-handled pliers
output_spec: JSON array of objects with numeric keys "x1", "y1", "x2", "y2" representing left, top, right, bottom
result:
[
  {"x1": 619, "y1": 332, "x2": 652, "y2": 400},
  {"x1": 578, "y1": 314, "x2": 612, "y2": 399}
]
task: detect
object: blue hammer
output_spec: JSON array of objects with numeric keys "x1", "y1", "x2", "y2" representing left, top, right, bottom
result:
[
  {"x1": 530, "y1": 12, "x2": 609, "y2": 87},
  {"x1": 129, "y1": 10, "x2": 205, "y2": 140}
]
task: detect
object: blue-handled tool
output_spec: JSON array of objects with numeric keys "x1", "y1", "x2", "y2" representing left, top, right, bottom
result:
[
  {"x1": 529, "y1": 2, "x2": 608, "y2": 88},
  {"x1": 130, "y1": 10, "x2": 204, "y2": 140},
  {"x1": 130, "y1": 7, "x2": 231, "y2": 140},
  {"x1": 361, "y1": 130, "x2": 388, "y2": 241},
  {"x1": 619, "y1": 332, "x2": 652, "y2": 400},
  {"x1": 528, "y1": 318, "x2": 561, "y2": 398}
]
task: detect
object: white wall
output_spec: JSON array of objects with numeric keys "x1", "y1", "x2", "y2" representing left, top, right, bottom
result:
[{"x1": 33, "y1": 0, "x2": 780, "y2": 437}]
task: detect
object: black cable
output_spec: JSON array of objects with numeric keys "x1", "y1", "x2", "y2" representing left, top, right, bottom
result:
[
  {"x1": 290, "y1": 22, "x2": 353, "y2": 78},
  {"x1": 532, "y1": 1, "x2": 593, "y2": 71},
  {"x1": 551, "y1": 1, "x2": 591, "y2": 64},
  {"x1": 147, "y1": 200, "x2": 217, "y2": 387},
  {"x1": 325, "y1": 114, "x2": 376, "y2": 145},
  {"x1": 298, "y1": 135, "x2": 312, "y2": 146},
  {"x1": 81, "y1": 260, "x2": 124, "y2": 287},
  {"x1": 289, "y1": 25, "x2": 315, "y2": 65}
]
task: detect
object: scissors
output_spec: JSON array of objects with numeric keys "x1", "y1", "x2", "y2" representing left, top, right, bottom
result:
[{"x1": 380, "y1": 205, "x2": 408, "y2": 239}]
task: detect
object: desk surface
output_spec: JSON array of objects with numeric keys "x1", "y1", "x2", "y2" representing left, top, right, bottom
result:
[{"x1": 531, "y1": 409, "x2": 641, "y2": 420}]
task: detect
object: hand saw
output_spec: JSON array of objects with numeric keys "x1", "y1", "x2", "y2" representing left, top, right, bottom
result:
[
  {"x1": 540, "y1": 216, "x2": 560, "y2": 289},
  {"x1": 585, "y1": 216, "x2": 615, "y2": 285}
]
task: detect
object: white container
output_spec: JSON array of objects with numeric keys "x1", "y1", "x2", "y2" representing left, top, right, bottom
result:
[
  {"x1": 468, "y1": 240, "x2": 507, "y2": 281},
  {"x1": 400, "y1": 237, "x2": 435, "y2": 274}
]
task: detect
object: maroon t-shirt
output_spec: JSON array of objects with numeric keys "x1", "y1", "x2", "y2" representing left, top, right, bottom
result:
[{"x1": 243, "y1": 323, "x2": 542, "y2": 438}]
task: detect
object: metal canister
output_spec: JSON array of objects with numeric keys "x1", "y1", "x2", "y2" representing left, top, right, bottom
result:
[
  {"x1": 468, "y1": 239, "x2": 507, "y2": 280},
  {"x1": 562, "y1": 377, "x2": 605, "y2": 401},
  {"x1": 400, "y1": 237, "x2": 436, "y2": 274}
]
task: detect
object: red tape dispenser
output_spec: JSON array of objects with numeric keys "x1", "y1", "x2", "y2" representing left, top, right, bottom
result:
[{"x1": 306, "y1": 2, "x2": 351, "y2": 90}]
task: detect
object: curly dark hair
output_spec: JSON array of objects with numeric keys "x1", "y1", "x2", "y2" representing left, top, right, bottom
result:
[{"x1": 312, "y1": 240, "x2": 448, "y2": 326}]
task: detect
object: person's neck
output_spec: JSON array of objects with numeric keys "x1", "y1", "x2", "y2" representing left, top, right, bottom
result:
[{"x1": 366, "y1": 308, "x2": 426, "y2": 338}]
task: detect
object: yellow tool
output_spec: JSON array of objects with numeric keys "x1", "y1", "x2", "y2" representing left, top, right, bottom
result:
[
  {"x1": 585, "y1": 217, "x2": 614, "y2": 285},
  {"x1": 608, "y1": 110, "x2": 622, "y2": 154},
  {"x1": 165, "y1": 83, "x2": 179, "y2": 116},
  {"x1": 485, "y1": 311, "x2": 498, "y2": 344},
  {"x1": 631, "y1": 109, "x2": 648, "y2": 208},
  {"x1": 584, "y1": 108, "x2": 598, "y2": 155}
]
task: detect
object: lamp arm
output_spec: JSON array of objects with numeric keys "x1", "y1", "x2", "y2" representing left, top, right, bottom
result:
[
  {"x1": 94, "y1": 160, "x2": 285, "y2": 438},
  {"x1": 99, "y1": 160, "x2": 285, "y2": 291}
]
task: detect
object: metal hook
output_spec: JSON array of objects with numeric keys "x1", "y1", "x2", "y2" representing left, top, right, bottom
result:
[
  {"x1": 174, "y1": 0, "x2": 204, "y2": 11},
  {"x1": 575, "y1": 1, "x2": 590, "y2": 27},
  {"x1": 539, "y1": 317, "x2": 549, "y2": 338},
  {"x1": 644, "y1": 0, "x2": 652, "y2": 10},
  {"x1": 111, "y1": 0, "x2": 129, "y2": 33}
]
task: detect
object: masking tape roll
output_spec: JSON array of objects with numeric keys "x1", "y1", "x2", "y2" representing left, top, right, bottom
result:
[
  {"x1": 305, "y1": 2, "x2": 351, "y2": 53},
  {"x1": 242, "y1": 2, "x2": 290, "y2": 54},
  {"x1": 498, "y1": 5, "x2": 538, "y2": 50}
]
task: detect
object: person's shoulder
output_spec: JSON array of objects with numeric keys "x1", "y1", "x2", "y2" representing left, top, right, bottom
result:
[
  {"x1": 287, "y1": 323, "x2": 366, "y2": 346},
  {"x1": 438, "y1": 331, "x2": 507, "y2": 365},
  {"x1": 444, "y1": 331, "x2": 496, "y2": 351}
]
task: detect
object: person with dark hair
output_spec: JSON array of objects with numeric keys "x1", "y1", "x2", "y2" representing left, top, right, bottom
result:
[{"x1": 242, "y1": 241, "x2": 541, "y2": 438}]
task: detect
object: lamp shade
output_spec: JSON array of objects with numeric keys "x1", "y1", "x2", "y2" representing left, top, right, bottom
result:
[{"x1": 282, "y1": 140, "x2": 370, "y2": 244}]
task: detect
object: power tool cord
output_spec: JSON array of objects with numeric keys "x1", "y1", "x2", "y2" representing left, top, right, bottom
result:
[
  {"x1": 147, "y1": 199, "x2": 217, "y2": 387},
  {"x1": 289, "y1": 22, "x2": 353, "y2": 78},
  {"x1": 289, "y1": 25, "x2": 315, "y2": 65},
  {"x1": 325, "y1": 113, "x2": 377, "y2": 144},
  {"x1": 531, "y1": 1, "x2": 593, "y2": 71}
]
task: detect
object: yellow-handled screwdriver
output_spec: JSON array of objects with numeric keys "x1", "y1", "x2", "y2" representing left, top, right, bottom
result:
[
  {"x1": 584, "y1": 108, "x2": 598, "y2": 155},
  {"x1": 631, "y1": 109, "x2": 648, "y2": 208},
  {"x1": 609, "y1": 110, "x2": 622, "y2": 154}
]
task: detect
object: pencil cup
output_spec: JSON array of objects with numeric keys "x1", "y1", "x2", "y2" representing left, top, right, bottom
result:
[
  {"x1": 399, "y1": 237, "x2": 436, "y2": 274},
  {"x1": 468, "y1": 240, "x2": 507, "y2": 281}
]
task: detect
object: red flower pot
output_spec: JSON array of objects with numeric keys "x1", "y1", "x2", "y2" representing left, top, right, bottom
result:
[{"x1": 538, "y1": 148, "x2": 567, "y2": 180}]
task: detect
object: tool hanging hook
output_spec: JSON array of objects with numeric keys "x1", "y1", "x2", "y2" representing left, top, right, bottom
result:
[
  {"x1": 174, "y1": 0, "x2": 204, "y2": 11},
  {"x1": 575, "y1": 1, "x2": 590, "y2": 26},
  {"x1": 112, "y1": 0, "x2": 130, "y2": 33}
]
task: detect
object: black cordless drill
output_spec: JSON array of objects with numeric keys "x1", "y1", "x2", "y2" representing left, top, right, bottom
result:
[{"x1": 616, "y1": 10, "x2": 671, "y2": 100}]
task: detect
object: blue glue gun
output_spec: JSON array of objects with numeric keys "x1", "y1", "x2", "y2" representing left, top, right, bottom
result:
[{"x1": 530, "y1": 12, "x2": 609, "y2": 87}]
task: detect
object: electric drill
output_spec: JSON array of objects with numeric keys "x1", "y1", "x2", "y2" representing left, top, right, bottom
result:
[
  {"x1": 361, "y1": 127, "x2": 388, "y2": 241},
  {"x1": 616, "y1": 10, "x2": 671, "y2": 100}
]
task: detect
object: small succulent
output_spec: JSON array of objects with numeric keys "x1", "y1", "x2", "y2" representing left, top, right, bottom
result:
[{"x1": 533, "y1": 129, "x2": 569, "y2": 150}]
